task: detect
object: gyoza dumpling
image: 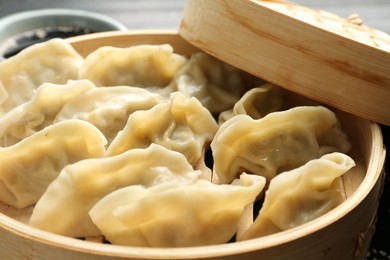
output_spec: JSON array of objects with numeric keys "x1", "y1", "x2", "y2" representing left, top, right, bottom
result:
[
  {"x1": 78, "y1": 44, "x2": 187, "y2": 88},
  {"x1": 0, "y1": 39, "x2": 83, "y2": 115},
  {"x1": 239, "y1": 152, "x2": 355, "y2": 240},
  {"x1": 107, "y1": 92, "x2": 218, "y2": 166},
  {"x1": 211, "y1": 106, "x2": 351, "y2": 184},
  {"x1": 55, "y1": 86, "x2": 162, "y2": 142},
  {"x1": 218, "y1": 83, "x2": 283, "y2": 123},
  {"x1": 89, "y1": 173, "x2": 265, "y2": 247},
  {"x1": 29, "y1": 144, "x2": 201, "y2": 238},
  {"x1": 0, "y1": 80, "x2": 95, "y2": 147},
  {"x1": 169, "y1": 52, "x2": 247, "y2": 114},
  {"x1": 0, "y1": 120, "x2": 107, "y2": 208}
]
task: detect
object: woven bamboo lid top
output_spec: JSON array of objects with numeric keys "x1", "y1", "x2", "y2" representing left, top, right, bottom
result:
[
  {"x1": 259, "y1": 1, "x2": 390, "y2": 52},
  {"x1": 179, "y1": 0, "x2": 390, "y2": 125}
]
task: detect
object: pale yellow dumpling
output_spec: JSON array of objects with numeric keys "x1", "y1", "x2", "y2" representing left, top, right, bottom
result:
[
  {"x1": 107, "y1": 92, "x2": 218, "y2": 166},
  {"x1": 30, "y1": 144, "x2": 201, "y2": 238},
  {"x1": 239, "y1": 152, "x2": 355, "y2": 240},
  {"x1": 78, "y1": 44, "x2": 187, "y2": 87},
  {"x1": 0, "y1": 120, "x2": 107, "y2": 208},
  {"x1": 89, "y1": 173, "x2": 266, "y2": 247},
  {"x1": 169, "y1": 52, "x2": 247, "y2": 114},
  {"x1": 211, "y1": 106, "x2": 351, "y2": 184},
  {"x1": 55, "y1": 85, "x2": 162, "y2": 143},
  {"x1": 0, "y1": 39, "x2": 83, "y2": 115},
  {"x1": 0, "y1": 80, "x2": 95, "y2": 147},
  {"x1": 218, "y1": 83, "x2": 283, "y2": 123}
]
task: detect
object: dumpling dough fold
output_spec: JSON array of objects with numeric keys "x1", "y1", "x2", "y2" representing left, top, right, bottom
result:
[
  {"x1": 169, "y1": 52, "x2": 247, "y2": 114},
  {"x1": 78, "y1": 44, "x2": 187, "y2": 87},
  {"x1": 239, "y1": 152, "x2": 355, "y2": 240},
  {"x1": 218, "y1": 83, "x2": 283, "y2": 123},
  {"x1": 55, "y1": 85, "x2": 162, "y2": 143},
  {"x1": 211, "y1": 106, "x2": 351, "y2": 184},
  {"x1": 29, "y1": 144, "x2": 201, "y2": 238},
  {"x1": 107, "y1": 92, "x2": 218, "y2": 166},
  {"x1": 0, "y1": 39, "x2": 83, "y2": 115},
  {"x1": 89, "y1": 173, "x2": 266, "y2": 247},
  {"x1": 0, "y1": 79, "x2": 95, "y2": 147},
  {"x1": 0, "y1": 120, "x2": 107, "y2": 208}
]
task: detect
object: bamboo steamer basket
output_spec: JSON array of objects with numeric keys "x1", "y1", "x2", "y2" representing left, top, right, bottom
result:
[
  {"x1": 0, "y1": 30, "x2": 385, "y2": 260},
  {"x1": 0, "y1": 0, "x2": 388, "y2": 258}
]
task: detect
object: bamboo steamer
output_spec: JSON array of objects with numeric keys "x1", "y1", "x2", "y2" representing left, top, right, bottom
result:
[{"x1": 0, "y1": 30, "x2": 386, "y2": 259}]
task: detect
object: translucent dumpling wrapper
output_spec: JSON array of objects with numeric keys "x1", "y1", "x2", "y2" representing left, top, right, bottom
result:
[
  {"x1": 29, "y1": 144, "x2": 201, "y2": 238},
  {"x1": 169, "y1": 52, "x2": 247, "y2": 114},
  {"x1": 219, "y1": 83, "x2": 283, "y2": 124},
  {"x1": 0, "y1": 39, "x2": 83, "y2": 115},
  {"x1": 55, "y1": 85, "x2": 162, "y2": 143},
  {"x1": 0, "y1": 120, "x2": 107, "y2": 208},
  {"x1": 238, "y1": 152, "x2": 355, "y2": 240},
  {"x1": 78, "y1": 44, "x2": 187, "y2": 88},
  {"x1": 0, "y1": 80, "x2": 96, "y2": 147},
  {"x1": 107, "y1": 92, "x2": 218, "y2": 166},
  {"x1": 89, "y1": 173, "x2": 266, "y2": 247},
  {"x1": 211, "y1": 106, "x2": 351, "y2": 184}
]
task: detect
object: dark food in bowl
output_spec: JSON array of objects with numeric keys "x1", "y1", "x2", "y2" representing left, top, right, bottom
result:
[{"x1": 0, "y1": 26, "x2": 95, "y2": 58}]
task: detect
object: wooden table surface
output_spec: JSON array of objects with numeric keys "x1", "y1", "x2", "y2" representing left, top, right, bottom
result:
[
  {"x1": 0, "y1": 1, "x2": 389, "y2": 259},
  {"x1": 1, "y1": 0, "x2": 389, "y2": 33}
]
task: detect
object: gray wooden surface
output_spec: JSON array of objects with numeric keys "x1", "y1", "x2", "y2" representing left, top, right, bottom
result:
[{"x1": 0, "y1": 0, "x2": 389, "y2": 33}]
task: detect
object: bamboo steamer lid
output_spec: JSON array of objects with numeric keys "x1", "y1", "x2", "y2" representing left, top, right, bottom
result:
[{"x1": 179, "y1": 0, "x2": 390, "y2": 126}]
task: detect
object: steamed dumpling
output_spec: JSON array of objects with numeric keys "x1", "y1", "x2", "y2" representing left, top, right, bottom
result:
[
  {"x1": 239, "y1": 152, "x2": 355, "y2": 240},
  {"x1": 211, "y1": 106, "x2": 351, "y2": 184},
  {"x1": 29, "y1": 144, "x2": 201, "y2": 237},
  {"x1": 0, "y1": 39, "x2": 83, "y2": 115},
  {"x1": 0, "y1": 80, "x2": 95, "y2": 147},
  {"x1": 218, "y1": 83, "x2": 283, "y2": 123},
  {"x1": 169, "y1": 52, "x2": 247, "y2": 114},
  {"x1": 0, "y1": 120, "x2": 107, "y2": 208},
  {"x1": 89, "y1": 173, "x2": 266, "y2": 247},
  {"x1": 78, "y1": 44, "x2": 187, "y2": 87},
  {"x1": 55, "y1": 85, "x2": 162, "y2": 142},
  {"x1": 107, "y1": 92, "x2": 218, "y2": 166}
]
